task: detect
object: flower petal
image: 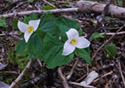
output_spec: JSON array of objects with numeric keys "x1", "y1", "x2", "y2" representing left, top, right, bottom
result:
[
  {"x1": 29, "y1": 19, "x2": 40, "y2": 31},
  {"x1": 18, "y1": 21, "x2": 29, "y2": 33},
  {"x1": 66, "y1": 28, "x2": 79, "y2": 40},
  {"x1": 62, "y1": 40, "x2": 75, "y2": 56},
  {"x1": 24, "y1": 32, "x2": 33, "y2": 43},
  {"x1": 75, "y1": 37, "x2": 90, "y2": 48}
]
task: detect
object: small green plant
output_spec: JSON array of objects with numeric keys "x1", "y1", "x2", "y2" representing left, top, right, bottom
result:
[
  {"x1": 16, "y1": 12, "x2": 92, "y2": 68},
  {"x1": 104, "y1": 44, "x2": 117, "y2": 58},
  {"x1": 90, "y1": 32, "x2": 105, "y2": 40},
  {"x1": 8, "y1": 51, "x2": 29, "y2": 70},
  {"x1": 118, "y1": 0, "x2": 123, "y2": 5},
  {"x1": 0, "y1": 17, "x2": 8, "y2": 27}
]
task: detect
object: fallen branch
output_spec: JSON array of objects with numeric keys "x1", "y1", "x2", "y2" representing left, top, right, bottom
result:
[
  {"x1": 94, "y1": 71, "x2": 113, "y2": 82},
  {"x1": 118, "y1": 61, "x2": 125, "y2": 87},
  {"x1": 66, "y1": 59, "x2": 79, "y2": 80},
  {"x1": 0, "y1": 0, "x2": 125, "y2": 18},
  {"x1": 57, "y1": 67, "x2": 70, "y2": 88},
  {"x1": 0, "y1": 8, "x2": 78, "y2": 18},
  {"x1": 101, "y1": 31, "x2": 125, "y2": 35},
  {"x1": 77, "y1": 0, "x2": 125, "y2": 19}
]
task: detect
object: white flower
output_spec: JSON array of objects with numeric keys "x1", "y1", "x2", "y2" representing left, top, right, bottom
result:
[
  {"x1": 18, "y1": 19, "x2": 40, "y2": 43},
  {"x1": 62, "y1": 28, "x2": 90, "y2": 56}
]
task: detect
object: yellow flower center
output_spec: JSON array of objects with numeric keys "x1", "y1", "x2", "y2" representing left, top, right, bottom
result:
[
  {"x1": 26, "y1": 26, "x2": 34, "y2": 33},
  {"x1": 70, "y1": 38, "x2": 77, "y2": 45}
]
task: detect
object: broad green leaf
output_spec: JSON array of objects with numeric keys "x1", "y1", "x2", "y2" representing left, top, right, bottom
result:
[
  {"x1": 16, "y1": 33, "x2": 43, "y2": 59},
  {"x1": 29, "y1": 14, "x2": 38, "y2": 20},
  {"x1": 90, "y1": 32, "x2": 105, "y2": 40},
  {"x1": 42, "y1": 34, "x2": 62, "y2": 54},
  {"x1": 27, "y1": 33, "x2": 43, "y2": 59},
  {"x1": 39, "y1": 12, "x2": 80, "y2": 36},
  {"x1": 39, "y1": 12, "x2": 60, "y2": 34},
  {"x1": 75, "y1": 48, "x2": 92, "y2": 66},
  {"x1": 42, "y1": 5, "x2": 54, "y2": 10},
  {"x1": 42, "y1": 34, "x2": 74, "y2": 68},
  {"x1": 16, "y1": 40, "x2": 28, "y2": 56},
  {"x1": 118, "y1": 0, "x2": 122, "y2": 5},
  {"x1": 0, "y1": 17, "x2": 8, "y2": 27},
  {"x1": 104, "y1": 44, "x2": 117, "y2": 58},
  {"x1": 56, "y1": 17, "x2": 80, "y2": 35},
  {"x1": 28, "y1": 0, "x2": 34, "y2": 2},
  {"x1": 12, "y1": 20, "x2": 18, "y2": 29},
  {"x1": 23, "y1": 14, "x2": 38, "y2": 24},
  {"x1": 79, "y1": 28, "x2": 83, "y2": 36}
]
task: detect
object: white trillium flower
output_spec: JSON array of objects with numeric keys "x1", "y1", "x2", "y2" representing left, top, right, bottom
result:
[
  {"x1": 62, "y1": 28, "x2": 90, "y2": 56},
  {"x1": 18, "y1": 19, "x2": 40, "y2": 43}
]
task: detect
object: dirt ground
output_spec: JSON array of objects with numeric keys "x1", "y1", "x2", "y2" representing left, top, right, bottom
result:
[{"x1": 0, "y1": 0, "x2": 125, "y2": 88}]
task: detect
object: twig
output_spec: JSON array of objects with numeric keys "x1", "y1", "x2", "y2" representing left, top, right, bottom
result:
[
  {"x1": 9, "y1": 60, "x2": 32, "y2": 88},
  {"x1": 118, "y1": 61, "x2": 125, "y2": 87},
  {"x1": 66, "y1": 59, "x2": 79, "y2": 80},
  {"x1": 69, "y1": 82, "x2": 94, "y2": 88},
  {"x1": 101, "y1": 31, "x2": 125, "y2": 35},
  {"x1": 92, "y1": 25, "x2": 124, "y2": 60},
  {"x1": 37, "y1": 59, "x2": 43, "y2": 68},
  {"x1": 43, "y1": 0, "x2": 56, "y2": 8},
  {"x1": 0, "y1": 71, "x2": 19, "y2": 74},
  {"x1": 19, "y1": 72, "x2": 47, "y2": 88},
  {"x1": 94, "y1": 71, "x2": 113, "y2": 82},
  {"x1": 0, "y1": 8, "x2": 78, "y2": 18},
  {"x1": 57, "y1": 67, "x2": 70, "y2": 88}
]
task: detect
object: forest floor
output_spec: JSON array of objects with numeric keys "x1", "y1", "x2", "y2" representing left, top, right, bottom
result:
[{"x1": 0, "y1": 0, "x2": 125, "y2": 88}]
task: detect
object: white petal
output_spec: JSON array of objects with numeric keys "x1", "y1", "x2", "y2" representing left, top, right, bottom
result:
[
  {"x1": 66, "y1": 28, "x2": 79, "y2": 40},
  {"x1": 75, "y1": 37, "x2": 90, "y2": 48},
  {"x1": 24, "y1": 32, "x2": 33, "y2": 43},
  {"x1": 62, "y1": 40, "x2": 75, "y2": 56},
  {"x1": 29, "y1": 19, "x2": 40, "y2": 31},
  {"x1": 18, "y1": 21, "x2": 29, "y2": 33}
]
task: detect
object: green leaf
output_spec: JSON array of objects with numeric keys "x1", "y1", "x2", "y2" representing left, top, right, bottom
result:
[
  {"x1": 0, "y1": 17, "x2": 8, "y2": 27},
  {"x1": 104, "y1": 44, "x2": 117, "y2": 58},
  {"x1": 64, "y1": 3, "x2": 70, "y2": 6},
  {"x1": 42, "y1": 5, "x2": 54, "y2": 10},
  {"x1": 28, "y1": 0, "x2": 34, "y2": 2},
  {"x1": 16, "y1": 33, "x2": 43, "y2": 59},
  {"x1": 39, "y1": 12, "x2": 80, "y2": 36},
  {"x1": 27, "y1": 34, "x2": 43, "y2": 59},
  {"x1": 79, "y1": 28, "x2": 83, "y2": 36},
  {"x1": 90, "y1": 32, "x2": 105, "y2": 40},
  {"x1": 42, "y1": 34, "x2": 74, "y2": 68},
  {"x1": 75, "y1": 48, "x2": 92, "y2": 66},
  {"x1": 16, "y1": 40, "x2": 28, "y2": 56},
  {"x1": 39, "y1": 12, "x2": 60, "y2": 34},
  {"x1": 12, "y1": 20, "x2": 18, "y2": 29},
  {"x1": 56, "y1": 17, "x2": 80, "y2": 35},
  {"x1": 92, "y1": 21, "x2": 97, "y2": 26},
  {"x1": 118, "y1": 0, "x2": 122, "y2": 5},
  {"x1": 29, "y1": 14, "x2": 38, "y2": 20},
  {"x1": 23, "y1": 14, "x2": 38, "y2": 24}
]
